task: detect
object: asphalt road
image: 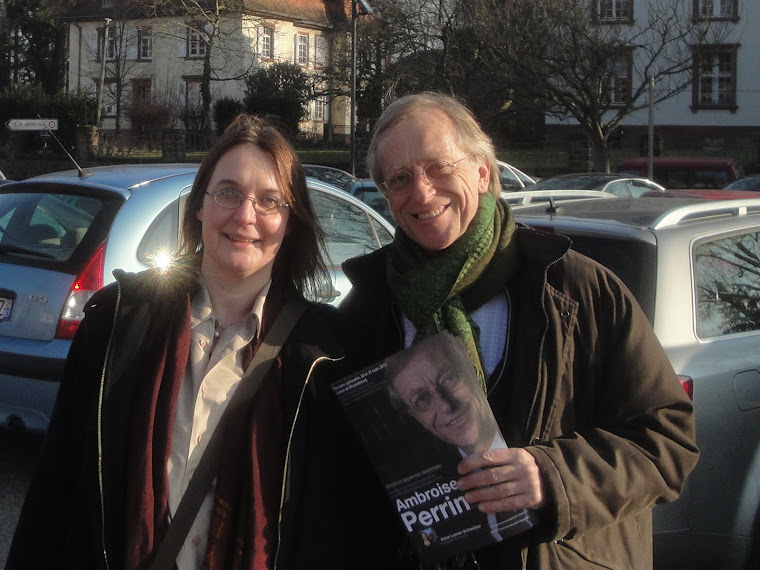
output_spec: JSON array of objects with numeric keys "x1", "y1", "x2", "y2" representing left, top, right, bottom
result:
[{"x1": 0, "y1": 427, "x2": 43, "y2": 568}]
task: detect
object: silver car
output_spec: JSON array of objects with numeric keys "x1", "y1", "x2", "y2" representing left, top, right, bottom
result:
[
  {"x1": 513, "y1": 197, "x2": 760, "y2": 570},
  {"x1": 496, "y1": 160, "x2": 536, "y2": 191},
  {"x1": 526, "y1": 172, "x2": 665, "y2": 196},
  {"x1": 0, "y1": 164, "x2": 394, "y2": 431}
]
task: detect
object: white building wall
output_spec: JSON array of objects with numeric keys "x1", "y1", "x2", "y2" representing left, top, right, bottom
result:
[
  {"x1": 65, "y1": 13, "x2": 350, "y2": 138},
  {"x1": 547, "y1": 0, "x2": 760, "y2": 131}
]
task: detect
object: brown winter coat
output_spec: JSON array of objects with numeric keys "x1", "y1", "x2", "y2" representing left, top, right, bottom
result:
[{"x1": 340, "y1": 224, "x2": 698, "y2": 569}]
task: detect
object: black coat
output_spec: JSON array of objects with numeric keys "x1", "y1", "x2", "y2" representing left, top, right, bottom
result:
[{"x1": 7, "y1": 268, "x2": 401, "y2": 570}]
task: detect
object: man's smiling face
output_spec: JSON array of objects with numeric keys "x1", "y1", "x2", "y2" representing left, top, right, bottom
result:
[
  {"x1": 376, "y1": 108, "x2": 490, "y2": 252},
  {"x1": 391, "y1": 343, "x2": 493, "y2": 454}
]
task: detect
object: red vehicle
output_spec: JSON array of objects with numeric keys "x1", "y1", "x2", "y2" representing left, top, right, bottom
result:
[{"x1": 617, "y1": 156, "x2": 743, "y2": 190}]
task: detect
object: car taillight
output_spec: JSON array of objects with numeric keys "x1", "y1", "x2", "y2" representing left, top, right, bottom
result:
[
  {"x1": 677, "y1": 374, "x2": 694, "y2": 400},
  {"x1": 55, "y1": 242, "x2": 106, "y2": 340}
]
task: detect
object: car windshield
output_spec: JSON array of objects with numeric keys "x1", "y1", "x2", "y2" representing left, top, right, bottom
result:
[{"x1": 0, "y1": 191, "x2": 104, "y2": 263}]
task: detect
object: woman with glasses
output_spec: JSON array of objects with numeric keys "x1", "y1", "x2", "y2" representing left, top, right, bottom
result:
[{"x1": 8, "y1": 114, "x2": 394, "y2": 570}]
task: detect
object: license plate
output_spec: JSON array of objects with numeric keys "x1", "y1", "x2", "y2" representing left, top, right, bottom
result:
[{"x1": 0, "y1": 296, "x2": 13, "y2": 322}]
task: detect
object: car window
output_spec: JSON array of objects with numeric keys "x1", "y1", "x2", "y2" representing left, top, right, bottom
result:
[
  {"x1": 0, "y1": 192, "x2": 103, "y2": 263},
  {"x1": 310, "y1": 189, "x2": 391, "y2": 267},
  {"x1": 499, "y1": 166, "x2": 523, "y2": 190},
  {"x1": 628, "y1": 180, "x2": 658, "y2": 196},
  {"x1": 693, "y1": 231, "x2": 760, "y2": 338},
  {"x1": 354, "y1": 188, "x2": 396, "y2": 225},
  {"x1": 137, "y1": 197, "x2": 183, "y2": 265},
  {"x1": 603, "y1": 181, "x2": 632, "y2": 197},
  {"x1": 655, "y1": 168, "x2": 689, "y2": 189},
  {"x1": 552, "y1": 232, "x2": 657, "y2": 323},
  {"x1": 694, "y1": 169, "x2": 729, "y2": 189}
]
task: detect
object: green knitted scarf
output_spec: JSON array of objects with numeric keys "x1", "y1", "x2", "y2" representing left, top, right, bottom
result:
[{"x1": 387, "y1": 191, "x2": 520, "y2": 387}]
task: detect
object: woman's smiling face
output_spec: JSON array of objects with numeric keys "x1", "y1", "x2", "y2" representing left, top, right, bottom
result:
[{"x1": 196, "y1": 143, "x2": 289, "y2": 283}]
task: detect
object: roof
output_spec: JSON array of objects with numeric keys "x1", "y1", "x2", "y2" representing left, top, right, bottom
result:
[
  {"x1": 513, "y1": 196, "x2": 760, "y2": 230},
  {"x1": 63, "y1": 0, "x2": 347, "y2": 27},
  {"x1": 29, "y1": 163, "x2": 199, "y2": 191}
]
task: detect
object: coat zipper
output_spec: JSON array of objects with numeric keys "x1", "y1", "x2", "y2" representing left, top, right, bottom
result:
[
  {"x1": 97, "y1": 281, "x2": 122, "y2": 570},
  {"x1": 273, "y1": 354, "x2": 341, "y2": 569}
]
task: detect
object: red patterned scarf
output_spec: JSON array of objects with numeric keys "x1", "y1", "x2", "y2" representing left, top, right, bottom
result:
[{"x1": 123, "y1": 287, "x2": 286, "y2": 570}]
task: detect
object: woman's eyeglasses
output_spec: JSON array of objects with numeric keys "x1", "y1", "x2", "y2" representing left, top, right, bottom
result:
[
  {"x1": 206, "y1": 188, "x2": 289, "y2": 214},
  {"x1": 382, "y1": 155, "x2": 471, "y2": 194}
]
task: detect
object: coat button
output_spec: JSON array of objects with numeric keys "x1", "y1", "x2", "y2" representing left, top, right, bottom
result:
[{"x1": 560, "y1": 309, "x2": 570, "y2": 318}]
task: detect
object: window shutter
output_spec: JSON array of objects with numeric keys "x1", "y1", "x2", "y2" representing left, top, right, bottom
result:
[
  {"x1": 178, "y1": 30, "x2": 186, "y2": 57},
  {"x1": 126, "y1": 27, "x2": 138, "y2": 60},
  {"x1": 293, "y1": 34, "x2": 298, "y2": 64},
  {"x1": 177, "y1": 80, "x2": 186, "y2": 108},
  {"x1": 257, "y1": 25, "x2": 264, "y2": 56},
  {"x1": 316, "y1": 35, "x2": 326, "y2": 67},
  {"x1": 90, "y1": 30, "x2": 99, "y2": 60}
]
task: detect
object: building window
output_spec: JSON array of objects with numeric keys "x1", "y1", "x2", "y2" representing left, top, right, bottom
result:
[
  {"x1": 313, "y1": 97, "x2": 327, "y2": 121},
  {"x1": 597, "y1": 0, "x2": 633, "y2": 23},
  {"x1": 258, "y1": 26, "x2": 274, "y2": 59},
  {"x1": 694, "y1": 0, "x2": 738, "y2": 21},
  {"x1": 183, "y1": 77, "x2": 203, "y2": 117},
  {"x1": 132, "y1": 78, "x2": 151, "y2": 103},
  {"x1": 103, "y1": 78, "x2": 118, "y2": 117},
  {"x1": 604, "y1": 52, "x2": 632, "y2": 106},
  {"x1": 187, "y1": 26, "x2": 207, "y2": 59},
  {"x1": 692, "y1": 45, "x2": 738, "y2": 111},
  {"x1": 138, "y1": 28, "x2": 152, "y2": 60},
  {"x1": 102, "y1": 0, "x2": 113, "y2": 7},
  {"x1": 296, "y1": 33, "x2": 309, "y2": 65},
  {"x1": 98, "y1": 27, "x2": 118, "y2": 61}
]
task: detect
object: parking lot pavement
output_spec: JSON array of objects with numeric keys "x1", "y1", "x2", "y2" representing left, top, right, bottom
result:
[{"x1": 0, "y1": 427, "x2": 43, "y2": 568}]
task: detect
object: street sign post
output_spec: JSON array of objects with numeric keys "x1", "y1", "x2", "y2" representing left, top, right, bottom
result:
[{"x1": 5, "y1": 118, "x2": 58, "y2": 131}]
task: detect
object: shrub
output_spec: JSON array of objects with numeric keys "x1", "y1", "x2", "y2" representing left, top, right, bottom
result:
[
  {"x1": 213, "y1": 97, "x2": 245, "y2": 136},
  {"x1": 0, "y1": 84, "x2": 97, "y2": 156}
]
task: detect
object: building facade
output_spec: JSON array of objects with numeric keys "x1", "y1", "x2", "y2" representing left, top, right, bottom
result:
[
  {"x1": 546, "y1": 0, "x2": 760, "y2": 157},
  {"x1": 61, "y1": 0, "x2": 351, "y2": 144}
]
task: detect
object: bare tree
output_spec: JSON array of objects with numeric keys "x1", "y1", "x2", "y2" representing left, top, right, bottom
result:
[
  {"x1": 150, "y1": 0, "x2": 259, "y2": 135},
  {"x1": 467, "y1": 0, "x2": 731, "y2": 171},
  {"x1": 100, "y1": 0, "x2": 151, "y2": 137}
]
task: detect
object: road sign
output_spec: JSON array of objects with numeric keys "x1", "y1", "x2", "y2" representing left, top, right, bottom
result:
[{"x1": 5, "y1": 118, "x2": 58, "y2": 131}]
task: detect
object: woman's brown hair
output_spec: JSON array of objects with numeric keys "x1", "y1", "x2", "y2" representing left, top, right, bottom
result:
[{"x1": 180, "y1": 114, "x2": 329, "y2": 298}]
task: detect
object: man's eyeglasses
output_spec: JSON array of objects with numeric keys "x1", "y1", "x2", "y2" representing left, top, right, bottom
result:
[
  {"x1": 205, "y1": 188, "x2": 289, "y2": 214},
  {"x1": 382, "y1": 155, "x2": 471, "y2": 194},
  {"x1": 407, "y1": 373, "x2": 465, "y2": 414}
]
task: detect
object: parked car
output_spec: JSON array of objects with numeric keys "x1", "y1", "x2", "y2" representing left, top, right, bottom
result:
[
  {"x1": 617, "y1": 156, "x2": 743, "y2": 190},
  {"x1": 347, "y1": 178, "x2": 396, "y2": 225},
  {"x1": 501, "y1": 189, "x2": 616, "y2": 207},
  {"x1": 496, "y1": 160, "x2": 537, "y2": 191},
  {"x1": 527, "y1": 172, "x2": 665, "y2": 196},
  {"x1": 513, "y1": 196, "x2": 760, "y2": 570},
  {"x1": 302, "y1": 164, "x2": 359, "y2": 192},
  {"x1": 724, "y1": 174, "x2": 760, "y2": 192},
  {"x1": 641, "y1": 188, "x2": 760, "y2": 200},
  {"x1": 0, "y1": 164, "x2": 394, "y2": 431}
]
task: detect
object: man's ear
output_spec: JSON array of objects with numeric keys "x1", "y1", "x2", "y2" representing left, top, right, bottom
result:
[{"x1": 477, "y1": 162, "x2": 490, "y2": 195}]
